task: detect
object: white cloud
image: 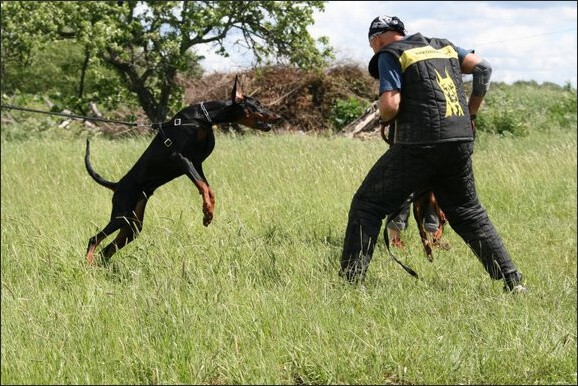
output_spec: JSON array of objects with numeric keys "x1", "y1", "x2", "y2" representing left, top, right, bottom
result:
[{"x1": 199, "y1": 1, "x2": 577, "y2": 86}]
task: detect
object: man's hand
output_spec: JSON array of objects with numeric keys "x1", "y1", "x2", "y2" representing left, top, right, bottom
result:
[{"x1": 380, "y1": 119, "x2": 393, "y2": 145}]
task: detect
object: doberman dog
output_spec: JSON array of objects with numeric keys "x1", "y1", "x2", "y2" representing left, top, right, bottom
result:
[
  {"x1": 381, "y1": 121, "x2": 450, "y2": 261},
  {"x1": 412, "y1": 190, "x2": 450, "y2": 261},
  {"x1": 84, "y1": 76, "x2": 281, "y2": 265},
  {"x1": 386, "y1": 190, "x2": 450, "y2": 262}
]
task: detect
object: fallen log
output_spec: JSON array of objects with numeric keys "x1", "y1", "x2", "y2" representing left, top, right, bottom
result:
[{"x1": 342, "y1": 101, "x2": 381, "y2": 138}]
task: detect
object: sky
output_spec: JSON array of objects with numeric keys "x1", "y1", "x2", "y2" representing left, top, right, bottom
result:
[{"x1": 198, "y1": 1, "x2": 578, "y2": 87}]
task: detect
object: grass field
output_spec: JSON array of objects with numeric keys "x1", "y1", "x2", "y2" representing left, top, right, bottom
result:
[{"x1": 1, "y1": 129, "x2": 576, "y2": 384}]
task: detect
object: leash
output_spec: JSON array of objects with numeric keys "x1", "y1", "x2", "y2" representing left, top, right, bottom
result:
[
  {"x1": 1, "y1": 103, "x2": 151, "y2": 128},
  {"x1": 2, "y1": 100, "x2": 214, "y2": 128},
  {"x1": 1, "y1": 102, "x2": 188, "y2": 152},
  {"x1": 2, "y1": 102, "x2": 214, "y2": 150},
  {"x1": 383, "y1": 225, "x2": 419, "y2": 278},
  {"x1": 384, "y1": 203, "x2": 420, "y2": 278}
]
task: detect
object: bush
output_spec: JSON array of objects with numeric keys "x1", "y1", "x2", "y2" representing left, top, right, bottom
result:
[
  {"x1": 330, "y1": 97, "x2": 369, "y2": 131},
  {"x1": 479, "y1": 81, "x2": 577, "y2": 137},
  {"x1": 547, "y1": 85, "x2": 577, "y2": 127}
]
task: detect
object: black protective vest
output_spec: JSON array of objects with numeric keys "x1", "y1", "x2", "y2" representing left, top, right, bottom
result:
[{"x1": 368, "y1": 33, "x2": 473, "y2": 144}]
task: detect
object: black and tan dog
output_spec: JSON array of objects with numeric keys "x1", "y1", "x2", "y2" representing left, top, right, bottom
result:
[
  {"x1": 412, "y1": 190, "x2": 450, "y2": 261},
  {"x1": 84, "y1": 76, "x2": 281, "y2": 265},
  {"x1": 381, "y1": 121, "x2": 450, "y2": 261}
]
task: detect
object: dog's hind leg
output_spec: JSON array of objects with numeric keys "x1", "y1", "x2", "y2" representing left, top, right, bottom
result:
[
  {"x1": 99, "y1": 197, "x2": 148, "y2": 262},
  {"x1": 86, "y1": 219, "x2": 124, "y2": 265},
  {"x1": 413, "y1": 193, "x2": 434, "y2": 261},
  {"x1": 100, "y1": 225, "x2": 137, "y2": 261},
  {"x1": 428, "y1": 192, "x2": 450, "y2": 250}
]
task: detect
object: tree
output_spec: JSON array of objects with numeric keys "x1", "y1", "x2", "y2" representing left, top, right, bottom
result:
[{"x1": 1, "y1": 1, "x2": 333, "y2": 123}]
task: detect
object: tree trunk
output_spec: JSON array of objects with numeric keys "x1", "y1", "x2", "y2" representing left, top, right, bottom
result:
[
  {"x1": 78, "y1": 46, "x2": 90, "y2": 101},
  {"x1": 104, "y1": 52, "x2": 161, "y2": 124}
]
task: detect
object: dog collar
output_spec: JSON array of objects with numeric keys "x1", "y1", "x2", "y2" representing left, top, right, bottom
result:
[{"x1": 200, "y1": 102, "x2": 212, "y2": 123}]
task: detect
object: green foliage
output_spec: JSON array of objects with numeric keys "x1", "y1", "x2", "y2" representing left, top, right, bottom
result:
[
  {"x1": 1, "y1": 1, "x2": 333, "y2": 123},
  {"x1": 2, "y1": 40, "x2": 79, "y2": 96},
  {"x1": 478, "y1": 81, "x2": 577, "y2": 137},
  {"x1": 2, "y1": 40, "x2": 132, "y2": 113},
  {"x1": 330, "y1": 97, "x2": 369, "y2": 131},
  {"x1": 1, "y1": 132, "x2": 576, "y2": 384},
  {"x1": 547, "y1": 84, "x2": 577, "y2": 127},
  {"x1": 478, "y1": 84, "x2": 530, "y2": 137}
]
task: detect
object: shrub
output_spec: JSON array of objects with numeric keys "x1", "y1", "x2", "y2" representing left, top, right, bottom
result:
[
  {"x1": 547, "y1": 86, "x2": 577, "y2": 127},
  {"x1": 330, "y1": 97, "x2": 368, "y2": 131}
]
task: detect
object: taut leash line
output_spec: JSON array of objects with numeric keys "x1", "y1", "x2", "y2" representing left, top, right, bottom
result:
[{"x1": 1, "y1": 104, "x2": 150, "y2": 128}]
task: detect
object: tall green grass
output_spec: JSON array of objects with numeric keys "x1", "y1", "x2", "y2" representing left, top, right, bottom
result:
[{"x1": 1, "y1": 130, "x2": 576, "y2": 384}]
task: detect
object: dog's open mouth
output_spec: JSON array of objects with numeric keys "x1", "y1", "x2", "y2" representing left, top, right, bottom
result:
[
  {"x1": 255, "y1": 115, "x2": 282, "y2": 131},
  {"x1": 239, "y1": 111, "x2": 281, "y2": 132},
  {"x1": 255, "y1": 120, "x2": 273, "y2": 131}
]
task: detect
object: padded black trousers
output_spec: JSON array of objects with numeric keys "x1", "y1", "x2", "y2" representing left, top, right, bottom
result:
[{"x1": 340, "y1": 140, "x2": 519, "y2": 282}]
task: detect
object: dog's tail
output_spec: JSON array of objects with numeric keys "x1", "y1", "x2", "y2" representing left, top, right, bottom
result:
[{"x1": 85, "y1": 139, "x2": 117, "y2": 191}]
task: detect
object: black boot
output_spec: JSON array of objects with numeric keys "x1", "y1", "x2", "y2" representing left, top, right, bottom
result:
[{"x1": 339, "y1": 252, "x2": 372, "y2": 285}]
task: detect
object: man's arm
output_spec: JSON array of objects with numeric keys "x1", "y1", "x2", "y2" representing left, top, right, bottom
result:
[
  {"x1": 378, "y1": 90, "x2": 401, "y2": 122},
  {"x1": 376, "y1": 52, "x2": 402, "y2": 123},
  {"x1": 461, "y1": 52, "x2": 492, "y2": 117}
]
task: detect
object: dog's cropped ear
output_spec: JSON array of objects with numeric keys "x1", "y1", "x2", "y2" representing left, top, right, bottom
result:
[
  {"x1": 231, "y1": 75, "x2": 238, "y2": 103},
  {"x1": 231, "y1": 75, "x2": 244, "y2": 103}
]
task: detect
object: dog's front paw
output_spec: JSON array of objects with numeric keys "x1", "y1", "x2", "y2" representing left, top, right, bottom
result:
[
  {"x1": 201, "y1": 191, "x2": 214, "y2": 226},
  {"x1": 202, "y1": 204, "x2": 213, "y2": 226},
  {"x1": 203, "y1": 212, "x2": 213, "y2": 226}
]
